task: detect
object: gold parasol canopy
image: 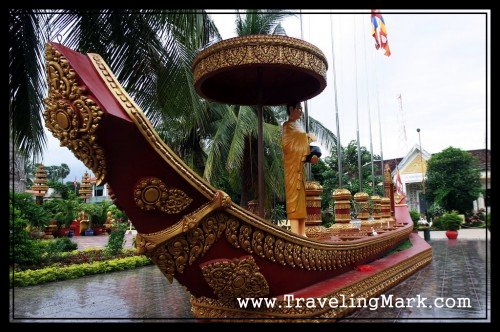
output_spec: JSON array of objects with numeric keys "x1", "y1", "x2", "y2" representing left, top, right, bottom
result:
[{"x1": 193, "y1": 35, "x2": 328, "y2": 105}]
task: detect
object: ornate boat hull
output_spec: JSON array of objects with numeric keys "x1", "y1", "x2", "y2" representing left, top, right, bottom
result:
[{"x1": 43, "y1": 42, "x2": 431, "y2": 319}]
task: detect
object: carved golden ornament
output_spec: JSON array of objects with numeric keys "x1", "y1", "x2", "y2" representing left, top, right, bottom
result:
[
  {"x1": 191, "y1": 247, "x2": 432, "y2": 320},
  {"x1": 306, "y1": 200, "x2": 322, "y2": 208},
  {"x1": 192, "y1": 35, "x2": 327, "y2": 85},
  {"x1": 134, "y1": 177, "x2": 193, "y2": 214},
  {"x1": 305, "y1": 181, "x2": 323, "y2": 190},
  {"x1": 305, "y1": 180, "x2": 323, "y2": 196},
  {"x1": 380, "y1": 197, "x2": 391, "y2": 204},
  {"x1": 384, "y1": 163, "x2": 392, "y2": 182},
  {"x1": 88, "y1": 52, "x2": 215, "y2": 199},
  {"x1": 332, "y1": 188, "x2": 351, "y2": 200},
  {"x1": 139, "y1": 212, "x2": 228, "y2": 283},
  {"x1": 353, "y1": 192, "x2": 369, "y2": 201},
  {"x1": 201, "y1": 256, "x2": 269, "y2": 303},
  {"x1": 306, "y1": 213, "x2": 322, "y2": 221},
  {"x1": 44, "y1": 44, "x2": 106, "y2": 184},
  {"x1": 305, "y1": 226, "x2": 335, "y2": 240},
  {"x1": 135, "y1": 190, "x2": 231, "y2": 253},
  {"x1": 143, "y1": 209, "x2": 412, "y2": 280}
]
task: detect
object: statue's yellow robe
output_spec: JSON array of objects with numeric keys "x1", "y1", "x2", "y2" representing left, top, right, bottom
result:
[{"x1": 282, "y1": 120, "x2": 310, "y2": 220}]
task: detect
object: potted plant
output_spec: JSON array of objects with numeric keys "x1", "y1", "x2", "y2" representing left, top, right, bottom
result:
[{"x1": 441, "y1": 212, "x2": 462, "y2": 239}]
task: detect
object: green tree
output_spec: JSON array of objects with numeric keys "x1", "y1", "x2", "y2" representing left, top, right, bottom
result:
[
  {"x1": 9, "y1": 9, "x2": 219, "y2": 160},
  {"x1": 10, "y1": 193, "x2": 50, "y2": 231},
  {"x1": 311, "y1": 141, "x2": 383, "y2": 211},
  {"x1": 58, "y1": 163, "x2": 70, "y2": 183},
  {"x1": 9, "y1": 204, "x2": 43, "y2": 267},
  {"x1": 426, "y1": 147, "x2": 481, "y2": 213}
]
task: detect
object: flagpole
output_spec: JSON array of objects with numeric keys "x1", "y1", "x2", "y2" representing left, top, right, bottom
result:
[
  {"x1": 330, "y1": 11, "x2": 343, "y2": 188},
  {"x1": 363, "y1": 17, "x2": 376, "y2": 195},
  {"x1": 373, "y1": 42, "x2": 385, "y2": 181},
  {"x1": 300, "y1": 10, "x2": 312, "y2": 180},
  {"x1": 397, "y1": 93, "x2": 408, "y2": 154},
  {"x1": 353, "y1": 15, "x2": 363, "y2": 191}
]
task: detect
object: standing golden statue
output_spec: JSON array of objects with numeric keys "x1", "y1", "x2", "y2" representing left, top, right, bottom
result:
[{"x1": 282, "y1": 102, "x2": 317, "y2": 236}]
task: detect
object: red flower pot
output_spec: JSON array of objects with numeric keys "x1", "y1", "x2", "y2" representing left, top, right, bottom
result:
[{"x1": 445, "y1": 230, "x2": 458, "y2": 239}]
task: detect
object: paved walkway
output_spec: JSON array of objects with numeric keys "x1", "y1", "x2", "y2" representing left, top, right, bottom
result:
[
  {"x1": 70, "y1": 231, "x2": 137, "y2": 250},
  {"x1": 10, "y1": 229, "x2": 490, "y2": 322}
]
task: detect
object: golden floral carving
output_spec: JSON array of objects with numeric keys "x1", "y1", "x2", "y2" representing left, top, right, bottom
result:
[
  {"x1": 142, "y1": 209, "x2": 412, "y2": 282},
  {"x1": 191, "y1": 247, "x2": 432, "y2": 320},
  {"x1": 44, "y1": 44, "x2": 106, "y2": 184},
  {"x1": 145, "y1": 212, "x2": 229, "y2": 283},
  {"x1": 193, "y1": 35, "x2": 327, "y2": 86},
  {"x1": 134, "y1": 177, "x2": 193, "y2": 214},
  {"x1": 201, "y1": 256, "x2": 269, "y2": 303}
]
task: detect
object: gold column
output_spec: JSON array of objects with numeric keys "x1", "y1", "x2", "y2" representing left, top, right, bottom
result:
[
  {"x1": 380, "y1": 197, "x2": 393, "y2": 229},
  {"x1": 354, "y1": 192, "x2": 372, "y2": 232},
  {"x1": 371, "y1": 195, "x2": 383, "y2": 230},
  {"x1": 305, "y1": 181, "x2": 323, "y2": 226},
  {"x1": 333, "y1": 188, "x2": 351, "y2": 223},
  {"x1": 353, "y1": 192, "x2": 369, "y2": 221},
  {"x1": 329, "y1": 188, "x2": 358, "y2": 237},
  {"x1": 383, "y1": 164, "x2": 396, "y2": 222}
]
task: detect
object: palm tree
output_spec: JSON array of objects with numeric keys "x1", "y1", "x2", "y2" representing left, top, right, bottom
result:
[
  {"x1": 9, "y1": 9, "x2": 220, "y2": 160},
  {"x1": 9, "y1": 10, "x2": 50, "y2": 160}
]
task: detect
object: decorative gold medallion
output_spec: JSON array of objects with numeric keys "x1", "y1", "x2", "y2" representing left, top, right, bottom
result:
[
  {"x1": 201, "y1": 256, "x2": 269, "y2": 303},
  {"x1": 134, "y1": 177, "x2": 193, "y2": 214}
]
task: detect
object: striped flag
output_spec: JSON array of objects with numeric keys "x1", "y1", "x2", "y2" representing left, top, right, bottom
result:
[
  {"x1": 371, "y1": 9, "x2": 391, "y2": 56},
  {"x1": 73, "y1": 177, "x2": 78, "y2": 189}
]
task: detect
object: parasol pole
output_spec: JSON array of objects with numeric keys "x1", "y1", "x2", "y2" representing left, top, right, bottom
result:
[
  {"x1": 257, "y1": 67, "x2": 265, "y2": 218},
  {"x1": 329, "y1": 12, "x2": 343, "y2": 188},
  {"x1": 300, "y1": 10, "x2": 312, "y2": 180}
]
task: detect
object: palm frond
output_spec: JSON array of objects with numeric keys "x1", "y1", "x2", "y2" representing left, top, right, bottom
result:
[
  {"x1": 235, "y1": 10, "x2": 295, "y2": 36},
  {"x1": 309, "y1": 116, "x2": 337, "y2": 152},
  {"x1": 9, "y1": 9, "x2": 50, "y2": 160}
]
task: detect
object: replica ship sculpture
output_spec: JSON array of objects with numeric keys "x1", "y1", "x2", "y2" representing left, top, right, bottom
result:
[{"x1": 43, "y1": 40, "x2": 431, "y2": 321}]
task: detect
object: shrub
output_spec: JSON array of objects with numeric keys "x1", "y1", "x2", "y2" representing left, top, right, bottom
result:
[
  {"x1": 10, "y1": 256, "x2": 152, "y2": 287},
  {"x1": 409, "y1": 210, "x2": 420, "y2": 222},
  {"x1": 47, "y1": 237, "x2": 78, "y2": 252},
  {"x1": 440, "y1": 212, "x2": 462, "y2": 231},
  {"x1": 267, "y1": 204, "x2": 286, "y2": 225},
  {"x1": 427, "y1": 203, "x2": 445, "y2": 220},
  {"x1": 106, "y1": 222, "x2": 128, "y2": 255},
  {"x1": 432, "y1": 216, "x2": 446, "y2": 230},
  {"x1": 10, "y1": 205, "x2": 44, "y2": 267}
]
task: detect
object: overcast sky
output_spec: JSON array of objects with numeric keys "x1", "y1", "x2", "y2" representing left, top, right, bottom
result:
[{"x1": 42, "y1": 9, "x2": 490, "y2": 183}]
